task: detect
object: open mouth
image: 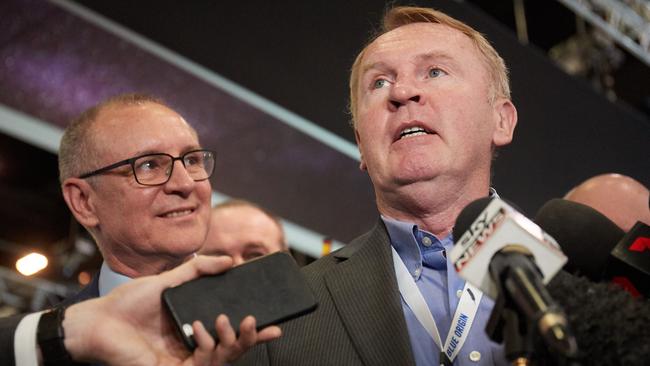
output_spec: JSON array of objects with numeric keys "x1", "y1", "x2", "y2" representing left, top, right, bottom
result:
[
  {"x1": 160, "y1": 208, "x2": 194, "y2": 218},
  {"x1": 398, "y1": 126, "x2": 433, "y2": 140}
]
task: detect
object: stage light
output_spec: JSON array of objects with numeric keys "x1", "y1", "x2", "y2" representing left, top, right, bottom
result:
[
  {"x1": 16, "y1": 253, "x2": 48, "y2": 276},
  {"x1": 77, "y1": 271, "x2": 91, "y2": 285}
]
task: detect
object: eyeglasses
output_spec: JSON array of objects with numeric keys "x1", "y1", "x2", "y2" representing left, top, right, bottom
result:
[{"x1": 78, "y1": 149, "x2": 216, "y2": 186}]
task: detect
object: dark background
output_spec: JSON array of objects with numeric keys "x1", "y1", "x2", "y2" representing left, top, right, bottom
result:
[{"x1": 70, "y1": 0, "x2": 649, "y2": 200}]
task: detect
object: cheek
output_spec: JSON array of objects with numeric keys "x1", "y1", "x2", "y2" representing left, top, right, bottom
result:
[
  {"x1": 197, "y1": 186, "x2": 212, "y2": 216},
  {"x1": 195, "y1": 185, "x2": 213, "y2": 224},
  {"x1": 99, "y1": 187, "x2": 153, "y2": 222},
  {"x1": 358, "y1": 91, "x2": 388, "y2": 122},
  {"x1": 197, "y1": 181, "x2": 212, "y2": 200},
  {"x1": 356, "y1": 130, "x2": 381, "y2": 168},
  {"x1": 356, "y1": 105, "x2": 387, "y2": 146},
  {"x1": 440, "y1": 94, "x2": 493, "y2": 138}
]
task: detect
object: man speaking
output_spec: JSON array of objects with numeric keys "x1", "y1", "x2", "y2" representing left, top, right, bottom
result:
[{"x1": 240, "y1": 6, "x2": 517, "y2": 366}]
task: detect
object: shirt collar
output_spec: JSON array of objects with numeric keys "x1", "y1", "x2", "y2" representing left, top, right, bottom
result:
[
  {"x1": 98, "y1": 261, "x2": 132, "y2": 296},
  {"x1": 382, "y1": 215, "x2": 423, "y2": 275},
  {"x1": 381, "y1": 187, "x2": 499, "y2": 279},
  {"x1": 382, "y1": 215, "x2": 452, "y2": 277}
]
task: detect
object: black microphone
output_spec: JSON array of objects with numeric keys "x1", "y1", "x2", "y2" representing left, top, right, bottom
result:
[
  {"x1": 450, "y1": 197, "x2": 577, "y2": 359},
  {"x1": 608, "y1": 221, "x2": 650, "y2": 297},
  {"x1": 543, "y1": 270, "x2": 650, "y2": 366},
  {"x1": 534, "y1": 198, "x2": 623, "y2": 280},
  {"x1": 535, "y1": 199, "x2": 650, "y2": 298}
]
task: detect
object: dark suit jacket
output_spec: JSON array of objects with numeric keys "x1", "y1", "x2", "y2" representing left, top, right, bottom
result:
[
  {"x1": 0, "y1": 314, "x2": 25, "y2": 366},
  {"x1": 238, "y1": 221, "x2": 417, "y2": 365},
  {"x1": 60, "y1": 273, "x2": 100, "y2": 307}
]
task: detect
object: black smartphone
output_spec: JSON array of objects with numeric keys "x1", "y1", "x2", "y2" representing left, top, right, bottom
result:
[{"x1": 162, "y1": 252, "x2": 318, "y2": 350}]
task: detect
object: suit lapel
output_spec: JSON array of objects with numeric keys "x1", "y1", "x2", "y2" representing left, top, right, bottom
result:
[{"x1": 324, "y1": 222, "x2": 415, "y2": 366}]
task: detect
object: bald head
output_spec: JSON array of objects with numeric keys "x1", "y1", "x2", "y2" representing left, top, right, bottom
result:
[
  {"x1": 565, "y1": 174, "x2": 650, "y2": 231},
  {"x1": 200, "y1": 200, "x2": 286, "y2": 266}
]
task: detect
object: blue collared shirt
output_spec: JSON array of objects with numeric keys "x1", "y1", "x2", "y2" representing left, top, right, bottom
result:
[
  {"x1": 382, "y1": 214, "x2": 507, "y2": 366},
  {"x1": 98, "y1": 261, "x2": 132, "y2": 296}
]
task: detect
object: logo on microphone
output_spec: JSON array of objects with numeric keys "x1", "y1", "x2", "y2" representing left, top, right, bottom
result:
[
  {"x1": 454, "y1": 208, "x2": 506, "y2": 271},
  {"x1": 628, "y1": 237, "x2": 650, "y2": 252}
]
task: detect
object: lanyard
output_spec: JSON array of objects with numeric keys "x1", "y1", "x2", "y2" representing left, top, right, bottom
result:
[{"x1": 392, "y1": 247, "x2": 482, "y2": 364}]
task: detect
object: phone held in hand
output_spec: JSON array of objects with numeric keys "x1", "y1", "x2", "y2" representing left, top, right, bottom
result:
[{"x1": 162, "y1": 252, "x2": 318, "y2": 350}]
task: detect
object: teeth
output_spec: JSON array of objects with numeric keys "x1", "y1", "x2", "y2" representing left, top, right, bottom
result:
[
  {"x1": 408, "y1": 132, "x2": 427, "y2": 137},
  {"x1": 401, "y1": 127, "x2": 426, "y2": 134},
  {"x1": 400, "y1": 127, "x2": 428, "y2": 139},
  {"x1": 164, "y1": 209, "x2": 192, "y2": 218}
]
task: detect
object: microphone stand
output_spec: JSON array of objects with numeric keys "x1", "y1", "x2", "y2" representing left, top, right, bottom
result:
[
  {"x1": 486, "y1": 251, "x2": 579, "y2": 365},
  {"x1": 486, "y1": 283, "x2": 536, "y2": 365}
]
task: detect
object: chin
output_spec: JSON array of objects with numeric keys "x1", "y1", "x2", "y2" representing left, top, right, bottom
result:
[
  {"x1": 159, "y1": 234, "x2": 204, "y2": 255},
  {"x1": 392, "y1": 166, "x2": 441, "y2": 185}
]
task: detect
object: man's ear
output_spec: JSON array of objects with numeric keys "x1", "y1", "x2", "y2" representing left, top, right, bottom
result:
[
  {"x1": 62, "y1": 178, "x2": 100, "y2": 228},
  {"x1": 354, "y1": 128, "x2": 367, "y2": 171},
  {"x1": 492, "y1": 98, "x2": 518, "y2": 147}
]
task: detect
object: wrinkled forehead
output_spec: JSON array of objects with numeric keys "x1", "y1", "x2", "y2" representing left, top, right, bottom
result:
[
  {"x1": 213, "y1": 205, "x2": 275, "y2": 229},
  {"x1": 213, "y1": 205, "x2": 282, "y2": 234},
  {"x1": 361, "y1": 22, "x2": 477, "y2": 71},
  {"x1": 90, "y1": 102, "x2": 200, "y2": 157}
]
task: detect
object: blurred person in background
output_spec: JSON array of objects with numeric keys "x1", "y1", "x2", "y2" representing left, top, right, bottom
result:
[
  {"x1": 565, "y1": 173, "x2": 650, "y2": 231},
  {"x1": 200, "y1": 199, "x2": 286, "y2": 266}
]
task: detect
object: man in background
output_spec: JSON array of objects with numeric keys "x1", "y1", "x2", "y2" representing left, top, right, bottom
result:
[
  {"x1": 11, "y1": 93, "x2": 280, "y2": 365},
  {"x1": 200, "y1": 199, "x2": 286, "y2": 266},
  {"x1": 565, "y1": 173, "x2": 650, "y2": 231}
]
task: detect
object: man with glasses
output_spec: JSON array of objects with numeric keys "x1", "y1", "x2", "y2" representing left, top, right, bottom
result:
[
  {"x1": 59, "y1": 94, "x2": 215, "y2": 283},
  {"x1": 11, "y1": 93, "x2": 280, "y2": 366}
]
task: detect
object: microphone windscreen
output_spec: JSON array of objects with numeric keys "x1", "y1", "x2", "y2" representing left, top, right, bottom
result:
[
  {"x1": 546, "y1": 271, "x2": 650, "y2": 365},
  {"x1": 534, "y1": 199, "x2": 625, "y2": 280}
]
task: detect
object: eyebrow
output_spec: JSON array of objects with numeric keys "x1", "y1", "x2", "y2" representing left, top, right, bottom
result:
[
  {"x1": 361, "y1": 61, "x2": 390, "y2": 77},
  {"x1": 361, "y1": 51, "x2": 458, "y2": 76},
  {"x1": 415, "y1": 52, "x2": 457, "y2": 65},
  {"x1": 130, "y1": 145, "x2": 204, "y2": 158},
  {"x1": 244, "y1": 243, "x2": 269, "y2": 250}
]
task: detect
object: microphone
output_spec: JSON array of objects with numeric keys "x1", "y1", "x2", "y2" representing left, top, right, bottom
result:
[
  {"x1": 534, "y1": 198, "x2": 623, "y2": 280},
  {"x1": 449, "y1": 197, "x2": 576, "y2": 358},
  {"x1": 608, "y1": 221, "x2": 650, "y2": 297},
  {"x1": 535, "y1": 198, "x2": 650, "y2": 298},
  {"x1": 543, "y1": 270, "x2": 650, "y2": 366}
]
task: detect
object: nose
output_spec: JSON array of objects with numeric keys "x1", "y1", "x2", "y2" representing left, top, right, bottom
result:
[
  {"x1": 389, "y1": 81, "x2": 421, "y2": 109},
  {"x1": 163, "y1": 159, "x2": 195, "y2": 196}
]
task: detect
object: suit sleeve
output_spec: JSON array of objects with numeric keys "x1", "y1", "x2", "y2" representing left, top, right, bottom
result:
[
  {"x1": 235, "y1": 343, "x2": 270, "y2": 365},
  {"x1": 0, "y1": 313, "x2": 27, "y2": 366}
]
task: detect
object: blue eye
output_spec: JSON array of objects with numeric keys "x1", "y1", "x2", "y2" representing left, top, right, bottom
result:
[
  {"x1": 428, "y1": 68, "x2": 444, "y2": 78},
  {"x1": 137, "y1": 159, "x2": 160, "y2": 171},
  {"x1": 373, "y1": 79, "x2": 388, "y2": 89}
]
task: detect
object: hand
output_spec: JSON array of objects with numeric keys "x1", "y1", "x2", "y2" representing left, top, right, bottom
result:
[
  {"x1": 211, "y1": 314, "x2": 281, "y2": 365},
  {"x1": 60, "y1": 255, "x2": 281, "y2": 366}
]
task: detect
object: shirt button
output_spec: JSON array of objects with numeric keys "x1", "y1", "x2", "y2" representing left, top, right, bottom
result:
[
  {"x1": 422, "y1": 236, "x2": 433, "y2": 247},
  {"x1": 413, "y1": 268, "x2": 422, "y2": 277},
  {"x1": 469, "y1": 351, "x2": 481, "y2": 362},
  {"x1": 456, "y1": 289, "x2": 463, "y2": 298}
]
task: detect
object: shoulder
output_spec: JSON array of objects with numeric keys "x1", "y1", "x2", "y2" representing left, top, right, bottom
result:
[{"x1": 301, "y1": 223, "x2": 388, "y2": 279}]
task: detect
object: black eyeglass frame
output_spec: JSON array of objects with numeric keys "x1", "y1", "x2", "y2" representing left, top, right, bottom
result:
[{"x1": 78, "y1": 149, "x2": 216, "y2": 186}]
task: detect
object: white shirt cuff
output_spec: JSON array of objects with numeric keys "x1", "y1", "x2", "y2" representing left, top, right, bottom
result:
[{"x1": 14, "y1": 311, "x2": 45, "y2": 366}]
